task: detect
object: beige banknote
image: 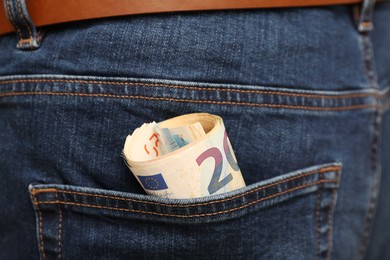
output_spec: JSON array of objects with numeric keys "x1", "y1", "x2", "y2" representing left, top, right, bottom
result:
[{"x1": 123, "y1": 113, "x2": 246, "y2": 198}]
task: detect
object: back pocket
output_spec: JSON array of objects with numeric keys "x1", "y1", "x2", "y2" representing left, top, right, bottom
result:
[{"x1": 30, "y1": 163, "x2": 341, "y2": 260}]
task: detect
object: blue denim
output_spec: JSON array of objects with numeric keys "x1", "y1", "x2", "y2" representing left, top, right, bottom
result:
[{"x1": 0, "y1": 2, "x2": 390, "y2": 260}]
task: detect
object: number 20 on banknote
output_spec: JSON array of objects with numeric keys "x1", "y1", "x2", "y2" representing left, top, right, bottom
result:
[{"x1": 196, "y1": 131, "x2": 240, "y2": 194}]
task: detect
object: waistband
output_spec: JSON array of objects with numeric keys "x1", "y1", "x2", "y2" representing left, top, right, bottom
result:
[{"x1": 1, "y1": 0, "x2": 386, "y2": 50}]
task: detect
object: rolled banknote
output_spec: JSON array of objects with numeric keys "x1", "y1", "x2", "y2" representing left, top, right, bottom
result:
[{"x1": 123, "y1": 113, "x2": 246, "y2": 199}]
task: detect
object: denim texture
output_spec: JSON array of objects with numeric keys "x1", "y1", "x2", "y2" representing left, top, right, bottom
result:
[{"x1": 0, "y1": 3, "x2": 390, "y2": 260}]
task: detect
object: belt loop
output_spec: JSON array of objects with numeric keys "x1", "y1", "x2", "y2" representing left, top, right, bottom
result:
[
  {"x1": 3, "y1": 0, "x2": 41, "y2": 50},
  {"x1": 354, "y1": 0, "x2": 376, "y2": 32}
]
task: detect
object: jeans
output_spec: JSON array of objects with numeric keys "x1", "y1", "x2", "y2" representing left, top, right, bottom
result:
[{"x1": 0, "y1": 1, "x2": 389, "y2": 259}]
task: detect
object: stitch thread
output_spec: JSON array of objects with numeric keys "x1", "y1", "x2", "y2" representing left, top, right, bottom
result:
[
  {"x1": 33, "y1": 193, "x2": 45, "y2": 258},
  {"x1": 18, "y1": 37, "x2": 33, "y2": 45},
  {"x1": 16, "y1": 0, "x2": 33, "y2": 40},
  {"x1": 31, "y1": 188, "x2": 58, "y2": 196},
  {"x1": 0, "y1": 91, "x2": 379, "y2": 111},
  {"x1": 36, "y1": 179, "x2": 338, "y2": 218},
  {"x1": 32, "y1": 166, "x2": 341, "y2": 208},
  {"x1": 0, "y1": 78, "x2": 385, "y2": 100},
  {"x1": 360, "y1": 21, "x2": 372, "y2": 30}
]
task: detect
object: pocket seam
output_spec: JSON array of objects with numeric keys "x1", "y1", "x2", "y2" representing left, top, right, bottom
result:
[
  {"x1": 55, "y1": 192, "x2": 63, "y2": 260},
  {"x1": 32, "y1": 177, "x2": 339, "y2": 218},
  {"x1": 32, "y1": 188, "x2": 45, "y2": 259},
  {"x1": 316, "y1": 173, "x2": 338, "y2": 259},
  {"x1": 31, "y1": 165, "x2": 341, "y2": 208}
]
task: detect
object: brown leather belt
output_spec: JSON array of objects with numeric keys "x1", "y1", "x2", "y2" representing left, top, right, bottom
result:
[{"x1": 0, "y1": 0, "x2": 378, "y2": 36}]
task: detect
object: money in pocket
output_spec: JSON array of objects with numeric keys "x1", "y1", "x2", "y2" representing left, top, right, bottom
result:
[{"x1": 123, "y1": 113, "x2": 246, "y2": 199}]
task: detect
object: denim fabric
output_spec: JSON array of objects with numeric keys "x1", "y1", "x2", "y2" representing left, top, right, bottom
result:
[{"x1": 0, "y1": 3, "x2": 390, "y2": 260}]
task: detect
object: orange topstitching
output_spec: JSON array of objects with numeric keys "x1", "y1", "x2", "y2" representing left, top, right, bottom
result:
[
  {"x1": 34, "y1": 178, "x2": 339, "y2": 218},
  {"x1": 5, "y1": 0, "x2": 23, "y2": 41},
  {"x1": 16, "y1": 0, "x2": 32, "y2": 39},
  {"x1": 33, "y1": 189, "x2": 45, "y2": 258},
  {"x1": 0, "y1": 78, "x2": 385, "y2": 100},
  {"x1": 0, "y1": 91, "x2": 379, "y2": 111},
  {"x1": 31, "y1": 166, "x2": 341, "y2": 208}
]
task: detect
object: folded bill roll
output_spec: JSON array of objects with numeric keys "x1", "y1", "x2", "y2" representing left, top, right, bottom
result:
[{"x1": 123, "y1": 113, "x2": 246, "y2": 199}]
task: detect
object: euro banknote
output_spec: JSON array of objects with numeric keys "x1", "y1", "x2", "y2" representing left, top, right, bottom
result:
[{"x1": 123, "y1": 113, "x2": 246, "y2": 198}]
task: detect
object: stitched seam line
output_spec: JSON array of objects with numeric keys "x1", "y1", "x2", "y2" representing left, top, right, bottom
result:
[
  {"x1": 18, "y1": 37, "x2": 33, "y2": 45},
  {"x1": 33, "y1": 193, "x2": 45, "y2": 258},
  {"x1": 0, "y1": 78, "x2": 384, "y2": 99},
  {"x1": 58, "y1": 206, "x2": 62, "y2": 259},
  {"x1": 360, "y1": 32, "x2": 378, "y2": 88},
  {"x1": 326, "y1": 189, "x2": 337, "y2": 260},
  {"x1": 0, "y1": 91, "x2": 378, "y2": 111},
  {"x1": 55, "y1": 193, "x2": 62, "y2": 260},
  {"x1": 34, "y1": 179, "x2": 338, "y2": 218},
  {"x1": 5, "y1": 0, "x2": 23, "y2": 40},
  {"x1": 33, "y1": 167, "x2": 340, "y2": 206},
  {"x1": 316, "y1": 177, "x2": 322, "y2": 260},
  {"x1": 32, "y1": 166, "x2": 341, "y2": 208},
  {"x1": 358, "y1": 109, "x2": 382, "y2": 259},
  {"x1": 16, "y1": 0, "x2": 33, "y2": 40}
]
